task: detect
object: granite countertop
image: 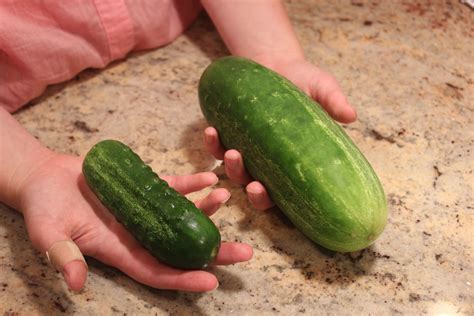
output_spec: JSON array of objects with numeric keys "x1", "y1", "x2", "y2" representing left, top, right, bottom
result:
[{"x1": 1, "y1": 1, "x2": 473, "y2": 315}]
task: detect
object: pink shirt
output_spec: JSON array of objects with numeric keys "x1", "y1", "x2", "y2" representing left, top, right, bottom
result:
[{"x1": 0, "y1": 0, "x2": 202, "y2": 113}]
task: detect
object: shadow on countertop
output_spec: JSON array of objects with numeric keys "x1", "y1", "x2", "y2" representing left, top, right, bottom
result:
[{"x1": 199, "y1": 163, "x2": 381, "y2": 287}]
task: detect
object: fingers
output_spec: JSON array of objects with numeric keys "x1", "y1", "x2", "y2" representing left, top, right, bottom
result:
[
  {"x1": 162, "y1": 172, "x2": 232, "y2": 216},
  {"x1": 194, "y1": 178, "x2": 272, "y2": 212},
  {"x1": 193, "y1": 180, "x2": 271, "y2": 219},
  {"x1": 204, "y1": 127, "x2": 226, "y2": 160},
  {"x1": 62, "y1": 260, "x2": 88, "y2": 292},
  {"x1": 96, "y1": 238, "x2": 219, "y2": 292},
  {"x1": 204, "y1": 128, "x2": 254, "y2": 184},
  {"x1": 311, "y1": 70, "x2": 357, "y2": 124},
  {"x1": 194, "y1": 188, "x2": 231, "y2": 216},
  {"x1": 25, "y1": 217, "x2": 88, "y2": 291},
  {"x1": 246, "y1": 181, "x2": 274, "y2": 210},
  {"x1": 214, "y1": 242, "x2": 253, "y2": 265},
  {"x1": 161, "y1": 172, "x2": 218, "y2": 195},
  {"x1": 42, "y1": 237, "x2": 87, "y2": 292},
  {"x1": 204, "y1": 127, "x2": 273, "y2": 210},
  {"x1": 94, "y1": 228, "x2": 253, "y2": 291},
  {"x1": 324, "y1": 89, "x2": 357, "y2": 124},
  {"x1": 224, "y1": 150, "x2": 253, "y2": 185},
  {"x1": 124, "y1": 248, "x2": 219, "y2": 292}
]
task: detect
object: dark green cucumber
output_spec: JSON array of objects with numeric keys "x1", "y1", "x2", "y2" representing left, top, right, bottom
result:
[
  {"x1": 198, "y1": 56, "x2": 387, "y2": 252},
  {"x1": 82, "y1": 140, "x2": 220, "y2": 269}
]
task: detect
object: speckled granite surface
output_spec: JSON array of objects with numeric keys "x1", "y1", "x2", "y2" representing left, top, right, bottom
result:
[{"x1": 1, "y1": 1, "x2": 473, "y2": 315}]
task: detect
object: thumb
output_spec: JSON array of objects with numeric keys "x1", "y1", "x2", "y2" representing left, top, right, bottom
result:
[
  {"x1": 46, "y1": 239, "x2": 88, "y2": 292},
  {"x1": 29, "y1": 226, "x2": 88, "y2": 291},
  {"x1": 310, "y1": 69, "x2": 357, "y2": 124}
]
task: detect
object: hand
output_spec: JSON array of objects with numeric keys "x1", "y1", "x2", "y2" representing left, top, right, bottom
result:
[
  {"x1": 204, "y1": 58, "x2": 357, "y2": 210},
  {"x1": 18, "y1": 153, "x2": 252, "y2": 292}
]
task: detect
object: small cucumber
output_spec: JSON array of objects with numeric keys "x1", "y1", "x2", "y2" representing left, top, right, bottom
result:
[{"x1": 82, "y1": 140, "x2": 221, "y2": 269}]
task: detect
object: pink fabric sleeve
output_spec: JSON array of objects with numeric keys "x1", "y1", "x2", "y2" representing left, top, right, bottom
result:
[{"x1": 0, "y1": 0, "x2": 201, "y2": 113}]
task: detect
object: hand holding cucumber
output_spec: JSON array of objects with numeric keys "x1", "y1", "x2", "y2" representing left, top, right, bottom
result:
[
  {"x1": 0, "y1": 0, "x2": 372, "y2": 294},
  {"x1": 199, "y1": 57, "x2": 387, "y2": 252},
  {"x1": 204, "y1": 57, "x2": 357, "y2": 210},
  {"x1": 19, "y1": 152, "x2": 252, "y2": 292}
]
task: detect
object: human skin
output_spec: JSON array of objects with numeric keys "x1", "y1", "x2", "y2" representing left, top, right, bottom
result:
[
  {"x1": 201, "y1": 0, "x2": 357, "y2": 210},
  {"x1": 0, "y1": 0, "x2": 356, "y2": 292},
  {"x1": 0, "y1": 106, "x2": 252, "y2": 292}
]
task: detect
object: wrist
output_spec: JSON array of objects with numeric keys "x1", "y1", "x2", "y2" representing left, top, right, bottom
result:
[
  {"x1": 3, "y1": 146, "x2": 57, "y2": 211},
  {"x1": 0, "y1": 107, "x2": 60, "y2": 211}
]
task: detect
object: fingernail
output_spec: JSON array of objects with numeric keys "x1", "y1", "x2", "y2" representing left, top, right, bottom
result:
[
  {"x1": 212, "y1": 282, "x2": 219, "y2": 291},
  {"x1": 246, "y1": 188, "x2": 262, "y2": 203},
  {"x1": 245, "y1": 186, "x2": 258, "y2": 195},
  {"x1": 211, "y1": 174, "x2": 219, "y2": 186}
]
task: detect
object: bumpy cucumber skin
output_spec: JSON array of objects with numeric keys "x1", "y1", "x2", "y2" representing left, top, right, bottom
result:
[
  {"x1": 82, "y1": 140, "x2": 221, "y2": 269},
  {"x1": 198, "y1": 56, "x2": 387, "y2": 252}
]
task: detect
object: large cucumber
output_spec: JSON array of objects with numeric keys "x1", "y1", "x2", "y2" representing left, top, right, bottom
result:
[
  {"x1": 198, "y1": 56, "x2": 387, "y2": 252},
  {"x1": 82, "y1": 140, "x2": 221, "y2": 269}
]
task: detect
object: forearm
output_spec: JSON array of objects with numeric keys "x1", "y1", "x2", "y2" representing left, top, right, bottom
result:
[
  {"x1": 0, "y1": 106, "x2": 55, "y2": 210},
  {"x1": 201, "y1": 0, "x2": 304, "y2": 66}
]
